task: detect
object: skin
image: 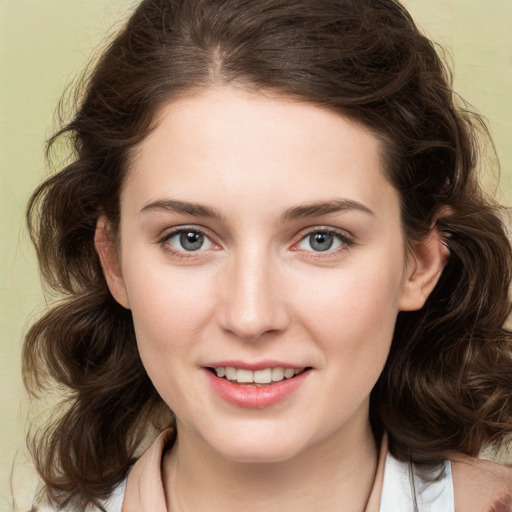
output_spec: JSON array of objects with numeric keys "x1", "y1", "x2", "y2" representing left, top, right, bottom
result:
[
  {"x1": 451, "y1": 458, "x2": 512, "y2": 512},
  {"x1": 96, "y1": 85, "x2": 447, "y2": 511}
]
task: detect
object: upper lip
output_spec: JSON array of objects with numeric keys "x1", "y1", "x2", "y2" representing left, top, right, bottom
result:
[{"x1": 203, "y1": 360, "x2": 309, "y2": 371}]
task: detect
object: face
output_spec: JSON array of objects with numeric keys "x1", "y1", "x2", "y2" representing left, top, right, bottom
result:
[{"x1": 98, "y1": 86, "x2": 442, "y2": 463}]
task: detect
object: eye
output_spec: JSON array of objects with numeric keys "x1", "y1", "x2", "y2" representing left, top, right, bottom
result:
[
  {"x1": 296, "y1": 230, "x2": 351, "y2": 253},
  {"x1": 162, "y1": 228, "x2": 215, "y2": 252}
]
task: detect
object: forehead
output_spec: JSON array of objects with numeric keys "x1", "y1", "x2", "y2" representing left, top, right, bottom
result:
[{"x1": 124, "y1": 86, "x2": 399, "y2": 223}]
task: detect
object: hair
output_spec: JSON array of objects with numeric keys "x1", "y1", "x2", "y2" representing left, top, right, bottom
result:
[{"x1": 23, "y1": 0, "x2": 512, "y2": 508}]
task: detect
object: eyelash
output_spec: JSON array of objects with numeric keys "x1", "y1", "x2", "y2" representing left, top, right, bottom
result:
[
  {"x1": 157, "y1": 226, "x2": 216, "y2": 260},
  {"x1": 294, "y1": 228, "x2": 354, "y2": 259},
  {"x1": 157, "y1": 226, "x2": 355, "y2": 260}
]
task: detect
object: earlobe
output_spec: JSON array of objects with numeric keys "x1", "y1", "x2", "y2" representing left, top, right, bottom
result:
[
  {"x1": 94, "y1": 216, "x2": 130, "y2": 309},
  {"x1": 398, "y1": 228, "x2": 450, "y2": 311}
]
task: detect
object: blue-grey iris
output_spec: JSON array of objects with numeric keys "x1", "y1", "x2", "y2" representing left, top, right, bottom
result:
[
  {"x1": 309, "y1": 232, "x2": 334, "y2": 252},
  {"x1": 180, "y1": 231, "x2": 204, "y2": 251}
]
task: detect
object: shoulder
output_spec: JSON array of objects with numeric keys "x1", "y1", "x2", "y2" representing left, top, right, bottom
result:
[{"x1": 451, "y1": 456, "x2": 512, "y2": 512}]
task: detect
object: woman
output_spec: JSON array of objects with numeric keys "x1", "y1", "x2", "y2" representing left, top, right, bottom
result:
[{"x1": 24, "y1": 0, "x2": 512, "y2": 510}]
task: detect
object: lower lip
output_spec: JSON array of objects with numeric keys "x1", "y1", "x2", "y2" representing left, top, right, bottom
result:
[{"x1": 205, "y1": 369, "x2": 311, "y2": 408}]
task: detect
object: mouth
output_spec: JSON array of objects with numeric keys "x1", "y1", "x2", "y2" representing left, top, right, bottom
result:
[
  {"x1": 206, "y1": 366, "x2": 311, "y2": 386},
  {"x1": 204, "y1": 364, "x2": 312, "y2": 408}
]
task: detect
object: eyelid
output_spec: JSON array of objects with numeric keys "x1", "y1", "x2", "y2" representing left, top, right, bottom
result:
[
  {"x1": 157, "y1": 225, "x2": 221, "y2": 257},
  {"x1": 291, "y1": 226, "x2": 355, "y2": 254},
  {"x1": 156, "y1": 224, "x2": 355, "y2": 260}
]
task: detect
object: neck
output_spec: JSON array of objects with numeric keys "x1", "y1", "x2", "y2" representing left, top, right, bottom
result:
[{"x1": 163, "y1": 411, "x2": 379, "y2": 512}]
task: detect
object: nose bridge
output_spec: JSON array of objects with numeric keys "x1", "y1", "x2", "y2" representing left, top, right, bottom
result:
[{"x1": 219, "y1": 242, "x2": 288, "y2": 340}]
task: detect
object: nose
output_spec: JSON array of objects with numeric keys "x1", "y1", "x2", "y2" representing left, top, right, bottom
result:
[{"x1": 217, "y1": 247, "x2": 290, "y2": 341}]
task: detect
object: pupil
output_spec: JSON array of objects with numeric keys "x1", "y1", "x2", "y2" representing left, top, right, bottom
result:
[
  {"x1": 311, "y1": 232, "x2": 333, "y2": 251},
  {"x1": 180, "y1": 231, "x2": 204, "y2": 251}
]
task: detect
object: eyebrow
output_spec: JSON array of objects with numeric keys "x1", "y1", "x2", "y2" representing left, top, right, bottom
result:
[
  {"x1": 280, "y1": 199, "x2": 375, "y2": 223},
  {"x1": 140, "y1": 199, "x2": 225, "y2": 220},
  {"x1": 140, "y1": 198, "x2": 374, "y2": 222}
]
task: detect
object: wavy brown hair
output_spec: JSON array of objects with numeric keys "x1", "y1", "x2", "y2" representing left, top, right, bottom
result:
[{"x1": 24, "y1": 0, "x2": 512, "y2": 508}]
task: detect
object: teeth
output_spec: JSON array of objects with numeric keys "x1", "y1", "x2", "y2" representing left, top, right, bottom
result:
[
  {"x1": 284, "y1": 368, "x2": 295, "y2": 379},
  {"x1": 236, "y1": 369, "x2": 253, "y2": 383},
  {"x1": 254, "y1": 368, "x2": 272, "y2": 384},
  {"x1": 214, "y1": 366, "x2": 305, "y2": 384},
  {"x1": 225, "y1": 367, "x2": 237, "y2": 380},
  {"x1": 271, "y1": 367, "x2": 285, "y2": 382}
]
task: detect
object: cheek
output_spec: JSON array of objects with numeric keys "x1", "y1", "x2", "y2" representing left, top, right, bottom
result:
[
  {"x1": 121, "y1": 256, "x2": 215, "y2": 356},
  {"x1": 295, "y1": 265, "x2": 403, "y2": 342},
  {"x1": 121, "y1": 260, "x2": 219, "y2": 410},
  {"x1": 292, "y1": 261, "x2": 403, "y2": 420},
  {"x1": 288, "y1": 250, "x2": 405, "y2": 388}
]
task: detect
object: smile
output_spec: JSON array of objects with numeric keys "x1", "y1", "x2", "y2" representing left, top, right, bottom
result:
[
  {"x1": 211, "y1": 367, "x2": 305, "y2": 385},
  {"x1": 205, "y1": 365, "x2": 312, "y2": 408}
]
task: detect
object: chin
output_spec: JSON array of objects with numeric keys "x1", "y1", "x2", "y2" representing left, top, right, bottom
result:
[
  {"x1": 199, "y1": 423, "x2": 312, "y2": 464},
  {"x1": 214, "y1": 440, "x2": 303, "y2": 464}
]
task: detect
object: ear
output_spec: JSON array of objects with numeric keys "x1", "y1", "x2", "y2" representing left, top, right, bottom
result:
[
  {"x1": 398, "y1": 227, "x2": 450, "y2": 311},
  {"x1": 94, "y1": 216, "x2": 130, "y2": 309}
]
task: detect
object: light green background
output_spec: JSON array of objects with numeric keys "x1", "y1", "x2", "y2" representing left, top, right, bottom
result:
[{"x1": 1, "y1": 1, "x2": 511, "y2": 510}]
